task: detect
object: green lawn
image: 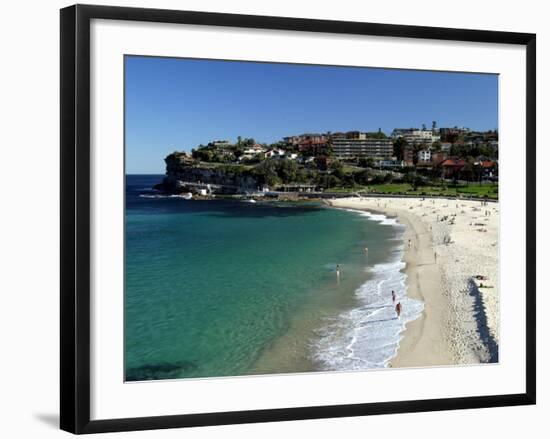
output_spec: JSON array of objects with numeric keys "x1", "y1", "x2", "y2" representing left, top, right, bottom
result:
[
  {"x1": 363, "y1": 183, "x2": 499, "y2": 199},
  {"x1": 327, "y1": 183, "x2": 498, "y2": 199}
]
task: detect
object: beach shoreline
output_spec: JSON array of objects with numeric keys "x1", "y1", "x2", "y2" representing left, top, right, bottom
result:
[
  {"x1": 248, "y1": 204, "x2": 408, "y2": 375},
  {"x1": 327, "y1": 196, "x2": 499, "y2": 368}
]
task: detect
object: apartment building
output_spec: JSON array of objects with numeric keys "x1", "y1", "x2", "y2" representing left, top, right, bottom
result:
[{"x1": 331, "y1": 132, "x2": 393, "y2": 160}]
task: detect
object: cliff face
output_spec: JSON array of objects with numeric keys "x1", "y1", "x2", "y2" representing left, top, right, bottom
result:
[{"x1": 157, "y1": 152, "x2": 260, "y2": 194}]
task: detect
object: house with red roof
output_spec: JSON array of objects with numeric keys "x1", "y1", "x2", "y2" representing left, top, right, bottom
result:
[
  {"x1": 439, "y1": 158, "x2": 466, "y2": 179},
  {"x1": 475, "y1": 160, "x2": 498, "y2": 180}
]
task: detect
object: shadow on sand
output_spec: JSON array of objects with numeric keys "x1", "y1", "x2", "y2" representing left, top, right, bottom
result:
[{"x1": 467, "y1": 278, "x2": 499, "y2": 363}]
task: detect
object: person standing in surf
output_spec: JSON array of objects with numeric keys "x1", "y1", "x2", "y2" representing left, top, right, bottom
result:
[
  {"x1": 395, "y1": 302, "x2": 402, "y2": 318},
  {"x1": 391, "y1": 290, "x2": 396, "y2": 303}
]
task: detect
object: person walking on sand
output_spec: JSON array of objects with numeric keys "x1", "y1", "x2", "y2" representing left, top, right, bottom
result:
[
  {"x1": 391, "y1": 290, "x2": 396, "y2": 303},
  {"x1": 395, "y1": 302, "x2": 402, "y2": 318},
  {"x1": 408, "y1": 239, "x2": 411, "y2": 248}
]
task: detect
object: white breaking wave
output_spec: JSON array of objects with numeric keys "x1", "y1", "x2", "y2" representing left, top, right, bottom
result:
[
  {"x1": 339, "y1": 207, "x2": 400, "y2": 226},
  {"x1": 314, "y1": 210, "x2": 424, "y2": 370},
  {"x1": 139, "y1": 194, "x2": 183, "y2": 199}
]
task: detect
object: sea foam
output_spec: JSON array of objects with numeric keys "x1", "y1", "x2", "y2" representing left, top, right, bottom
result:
[
  {"x1": 314, "y1": 209, "x2": 424, "y2": 370},
  {"x1": 139, "y1": 194, "x2": 183, "y2": 199}
]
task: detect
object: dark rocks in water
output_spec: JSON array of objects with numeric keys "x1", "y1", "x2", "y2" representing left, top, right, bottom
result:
[
  {"x1": 159, "y1": 170, "x2": 259, "y2": 195},
  {"x1": 125, "y1": 360, "x2": 198, "y2": 381}
]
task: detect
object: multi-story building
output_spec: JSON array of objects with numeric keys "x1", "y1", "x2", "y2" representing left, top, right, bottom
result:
[
  {"x1": 403, "y1": 146, "x2": 415, "y2": 166},
  {"x1": 284, "y1": 133, "x2": 327, "y2": 146},
  {"x1": 331, "y1": 132, "x2": 393, "y2": 160},
  {"x1": 392, "y1": 128, "x2": 440, "y2": 145},
  {"x1": 298, "y1": 136, "x2": 329, "y2": 154},
  {"x1": 391, "y1": 128, "x2": 415, "y2": 138},
  {"x1": 439, "y1": 127, "x2": 470, "y2": 142},
  {"x1": 283, "y1": 135, "x2": 303, "y2": 145},
  {"x1": 283, "y1": 133, "x2": 329, "y2": 155},
  {"x1": 417, "y1": 149, "x2": 432, "y2": 163}
]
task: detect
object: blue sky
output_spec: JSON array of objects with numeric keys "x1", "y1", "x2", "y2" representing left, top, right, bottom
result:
[{"x1": 125, "y1": 56, "x2": 498, "y2": 174}]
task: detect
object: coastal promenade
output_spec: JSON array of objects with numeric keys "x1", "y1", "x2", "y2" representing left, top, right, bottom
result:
[{"x1": 328, "y1": 196, "x2": 499, "y2": 367}]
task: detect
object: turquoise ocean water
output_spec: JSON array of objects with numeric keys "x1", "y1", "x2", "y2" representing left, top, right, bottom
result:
[{"x1": 125, "y1": 175, "x2": 422, "y2": 381}]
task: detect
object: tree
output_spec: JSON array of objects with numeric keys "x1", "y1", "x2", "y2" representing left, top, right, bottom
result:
[
  {"x1": 296, "y1": 168, "x2": 309, "y2": 183},
  {"x1": 232, "y1": 145, "x2": 245, "y2": 158},
  {"x1": 404, "y1": 171, "x2": 423, "y2": 191},
  {"x1": 329, "y1": 160, "x2": 345, "y2": 180},
  {"x1": 354, "y1": 169, "x2": 369, "y2": 185},
  {"x1": 365, "y1": 131, "x2": 387, "y2": 139},
  {"x1": 324, "y1": 143, "x2": 334, "y2": 157},
  {"x1": 325, "y1": 174, "x2": 341, "y2": 189},
  {"x1": 479, "y1": 144, "x2": 497, "y2": 159},
  {"x1": 212, "y1": 152, "x2": 234, "y2": 163},
  {"x1": 450, "y1": 143, "x2": 460, "y2": 157},
  {"x1": 342, "y1": 173, "x2": 357, "y2": 188},
  {"x1": 393, "y1": 137, "x2": 407, "y2": 161},
  {"x1": 461, "y1": 159, "x2": 476, "y2": 183},
  {"x1": 191, "y1": 148, "x2": 213, "y2": 162},
  {"x1": 254, "y1": 160, "x2": 279, "y2": 187},
  {"x1": 278, "y1": 159, "x2": 298, "y2": 183}
]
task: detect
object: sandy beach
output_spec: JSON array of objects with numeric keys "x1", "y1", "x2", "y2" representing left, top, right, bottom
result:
[{"x1": 328, "y1": 196, "x2": 499, "y2": 367}]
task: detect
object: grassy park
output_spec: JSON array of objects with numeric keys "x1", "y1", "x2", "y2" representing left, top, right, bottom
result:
[{"x1": 331, "y1": 182, "x2": 499, "y2": 199}]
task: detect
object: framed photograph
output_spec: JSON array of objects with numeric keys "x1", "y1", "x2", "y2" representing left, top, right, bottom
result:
[{"x1": 60, "y1": 4, "x2": 536, "y2": 434}]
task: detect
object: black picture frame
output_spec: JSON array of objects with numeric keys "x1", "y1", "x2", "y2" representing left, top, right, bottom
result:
[{"x1": 60, "y1": 4, "x2": 536, "y2": 434}]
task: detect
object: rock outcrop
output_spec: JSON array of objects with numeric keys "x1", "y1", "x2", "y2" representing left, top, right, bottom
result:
[{"x1": 155, "y1": 152, "x2": 260, "y2": 194}]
